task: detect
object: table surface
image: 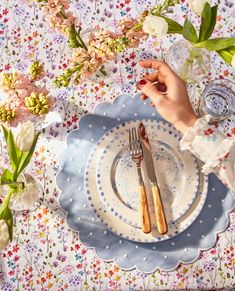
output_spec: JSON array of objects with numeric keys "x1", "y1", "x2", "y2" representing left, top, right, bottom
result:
[{"x1": 0, "y1": 0, "x2": 235, "y2": 290}]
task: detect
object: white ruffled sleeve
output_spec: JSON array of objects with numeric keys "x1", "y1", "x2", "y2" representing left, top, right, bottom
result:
[{"x1": 180, "y1": 116, "x2": 235, "y2": 193}]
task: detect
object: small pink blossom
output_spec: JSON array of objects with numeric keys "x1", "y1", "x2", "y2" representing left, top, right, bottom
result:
[{"x1": 119, "y1": 18, "x2": 138, "y2": 32}]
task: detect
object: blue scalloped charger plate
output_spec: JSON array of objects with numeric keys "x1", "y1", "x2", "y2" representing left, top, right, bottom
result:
[{"x1": 57, "y1": 93, "x2": 234, "y2": 272}]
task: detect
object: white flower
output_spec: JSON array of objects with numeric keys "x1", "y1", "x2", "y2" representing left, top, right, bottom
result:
[
  {"x1": 0, "y1": 220, "x2": 10, "y2": 249},
  {"x1": 142, "y1": 15, "x2": 168, "y2": 37},
  {"x1": 231, "y1": 54, "x2": 235, "y2": 69},
  {"x1": 14, "y1": 121, "x2": 36, "y2": 152},
  {"x1": 188, "y1": 0, "x2": 211, "y2": 15}
]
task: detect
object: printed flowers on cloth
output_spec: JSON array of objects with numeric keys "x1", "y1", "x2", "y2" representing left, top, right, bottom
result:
[{"x1": 142, "y1": 15, "x2": 168, "y2": 37}]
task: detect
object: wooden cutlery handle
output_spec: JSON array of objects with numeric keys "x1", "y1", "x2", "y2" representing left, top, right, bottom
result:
[
  {"x1": 152, "y1": 185, "x2": 168, "y2": 235},
  {"x1": 139, "y1": 185, "x2": 151, "y2": 234}
]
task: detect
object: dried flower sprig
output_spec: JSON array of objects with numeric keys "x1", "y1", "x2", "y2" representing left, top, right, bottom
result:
[{"x1": 0, "y1": 62, "x2": 52, "y2": 126}]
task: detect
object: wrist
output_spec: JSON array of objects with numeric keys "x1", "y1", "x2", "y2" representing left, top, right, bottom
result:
[{"x1": 174, "y1": 115, "x2": 197, "y2": 134}]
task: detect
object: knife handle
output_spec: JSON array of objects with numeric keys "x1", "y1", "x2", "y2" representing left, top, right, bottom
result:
[
  {"x1": 139, "y1": 185, "x2": 151, "y2": 234},
  {"x1": 152, "y1": 185, "x2": 168, "y2": 235}
]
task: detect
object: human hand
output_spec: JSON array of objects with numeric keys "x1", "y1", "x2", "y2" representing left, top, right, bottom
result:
[{"x1": 137, "y1": 60, "x2": 197, "y2": 134}]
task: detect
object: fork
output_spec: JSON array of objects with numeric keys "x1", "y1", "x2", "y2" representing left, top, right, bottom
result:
[{"x1": 129, "y1": 128, "x2": 151, "y2": 234}]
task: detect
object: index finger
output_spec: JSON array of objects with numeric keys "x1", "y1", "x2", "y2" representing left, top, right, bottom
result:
[{"x1": 139, "y1": 60, "x2": 174, "y2": 77}]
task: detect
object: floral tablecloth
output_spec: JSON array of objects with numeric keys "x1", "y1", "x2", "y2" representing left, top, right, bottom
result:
[{"x1": 0, "y1": 0, "x2": 235, "y2": 290}]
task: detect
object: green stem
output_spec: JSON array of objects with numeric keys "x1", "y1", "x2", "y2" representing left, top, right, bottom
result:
[
  {"x1": 130, "y1": 22, "x2": 143, "y2": 31},
  {"x1": 76, "y1": 31, "x2": 88, "y2": 51},
  {"x1": 13, "y1": 152, "x2": 23, "y2": 182}
]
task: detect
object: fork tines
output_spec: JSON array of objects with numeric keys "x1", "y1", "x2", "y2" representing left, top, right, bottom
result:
[{"x1": 129, "y1": 128, "x2": 141, "y2": 155}]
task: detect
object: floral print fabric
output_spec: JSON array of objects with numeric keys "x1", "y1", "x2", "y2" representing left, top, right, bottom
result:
[{"x1": 0, "y1": 0, "x2": 235, "y2": 290}]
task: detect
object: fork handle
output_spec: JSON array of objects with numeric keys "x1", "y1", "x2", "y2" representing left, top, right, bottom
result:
[
  {"x1": 151, "y1": 185, "x2": 168, "y2": 235},
  {"x1": 139, "y1": 185, "x2": 151, "y2": 234}
]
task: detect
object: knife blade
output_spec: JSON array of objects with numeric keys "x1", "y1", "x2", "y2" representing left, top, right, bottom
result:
[{"x1": 139, "y1": 122, "x2": 168, "y2": 235}]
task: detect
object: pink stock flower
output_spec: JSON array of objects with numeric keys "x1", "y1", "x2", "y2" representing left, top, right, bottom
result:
[
  {"x1": 119, "y1": 18, "x2": 138, "y2": 32},
  {"x1": 43, "y1": 0, "x2": 78, "y2": 34},
  {"x1": 0, "y1": 71, "x2": 52, "y2": 126}
]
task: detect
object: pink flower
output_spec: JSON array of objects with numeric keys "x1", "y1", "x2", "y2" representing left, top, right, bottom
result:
[
  {"x1": 119, "y1": 18, "x2": 138, "y2": 32},
  {"x1": 42, "y1": 0, "x2": 78, "y2": 34},
  {"x1": 0, "y1": 71, "x2": 52, "y2": 126}
]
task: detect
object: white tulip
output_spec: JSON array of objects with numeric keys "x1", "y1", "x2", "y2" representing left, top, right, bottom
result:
[
  {"x1": 231, "y1": 54, "x2": 235, "y2": 69},
  {"x1": 143, "y1": 15, "x2": 168, "y2": 37},
  {"x1": 14, "y1": 121, "x2": 36, "y2": 152},
  {"x1": 0, "y1": 220, "x2": 10, "y2": 249},
  {"x1": 188, "y1": 0, "x2": 211, "y2": 15}
]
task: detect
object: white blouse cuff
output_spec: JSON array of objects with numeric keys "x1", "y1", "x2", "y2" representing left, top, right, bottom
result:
[{"x1": 201, "y1": 138, "x2": 235, "y2": 174}]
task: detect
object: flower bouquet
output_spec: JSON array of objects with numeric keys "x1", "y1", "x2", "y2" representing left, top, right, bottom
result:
[
  {"x1": 0, "y1": 61, "x2": 54, "y2": 128},
  {"x1": 0, "y1": 121, "x2": 41, "y2": 249}
]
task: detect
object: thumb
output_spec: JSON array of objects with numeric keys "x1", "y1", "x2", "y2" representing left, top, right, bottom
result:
[{"x1": 136, "y1": 79, "x2": 164, "y2": 102}]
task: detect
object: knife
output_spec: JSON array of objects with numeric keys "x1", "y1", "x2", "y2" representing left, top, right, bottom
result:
[{"x1": 139, "y1": 122, "x2": 168, "y2": 235}]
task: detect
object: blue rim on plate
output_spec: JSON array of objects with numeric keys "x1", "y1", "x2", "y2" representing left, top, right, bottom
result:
[
  {"x1": 86, "y1": 119, "x2": 201, "y2": 243},
  {"x1": 57, "y1": 93, "x2": 234, "y2": 272}
]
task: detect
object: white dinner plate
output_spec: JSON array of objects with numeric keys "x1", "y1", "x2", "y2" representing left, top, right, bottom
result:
[
  {"x1": 96, "y1": 120, "x2": 199, "y2": 227},
  {"x1": 85, "y1": 120, "x2": 208, "y2": 243}
]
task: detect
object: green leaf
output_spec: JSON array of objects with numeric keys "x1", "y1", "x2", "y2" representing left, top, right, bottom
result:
[
  {"x1": 204, "y1": 5, "x2": 218, "y2": 40},
  {"x1": 217, "y1": 50, "x2": 232, "y2": 64},
  {"x1": 1, "y1": 169, "x2": 13, "y2": 184},
  {"x1": 217, "y1": 46, "x2": 235, "y2": 64},
  {"x1": 161, "y1": 16, "x2": 183, "y2": 34},
  {"x1": 194, "y1": 38, "x2": 235, "y2": 50},
  {"x1": 7, "y1": 130, "x2": 19, "y2": 170},
  {"x1": 16, "y1": 132, "x2": 40, "y2": 177},
  {"x1": 226, "y1": 46, "x2": 235, "y2": 55},
  {"x1": 182, "y1": 18, "x2": 198, "y2": 43},
  {"x1": 2, "y1": 125, "x2": 9, "y2": 142},
  {"x1": 68, "y1": 24, "x2": 80, "y2": 48},
  {"x1": 2, "y1": 125, "x2": 21, "y2": 170},
  {"x1": 199, "y1": 2, "x2": 211, "y2": 41}
]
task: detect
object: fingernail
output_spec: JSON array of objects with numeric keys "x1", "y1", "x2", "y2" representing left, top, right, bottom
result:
[
  {"x1": 138, "y1": 79, "x2": 147, "y2": 86},
  {"x1": 140, "y1": 94, "x2": 147, "y2": 100}
]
